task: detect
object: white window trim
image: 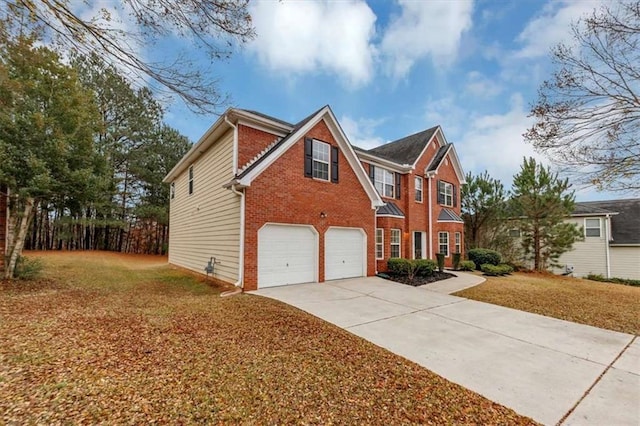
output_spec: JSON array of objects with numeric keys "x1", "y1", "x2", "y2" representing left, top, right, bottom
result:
[
  {"x1": 375, "y1": 168, "x2": 395, "y2": 198},
  {"x1": 585, "y1": 218, "x2": 602, "y2": 238},
  {"x1": 188, "y1": 165, "x2": 194, "y2": 195},
  {"x1": 454, "y1": 232, "x2": 461, "y2": 254},
  {"x1": 438, "y1": 231, "x2": 449, "y2": 257},
  {"x1": 415, "y1": 176, "x2": 423, "y2": 203},
  {"x1": 312, "y1": 140, "x2": 330, "y2": 181},
  {"x1": 375, "y1": 228, "x2": 384, "y2": 260},
  {"x1": 509, "y1": 229, "x2": 521, "y2": 238},
  {"x1": 170, "y1": 182, "x2": 175, "y2": 200},
  {"x1": 390, "y1": 228, "x2": 401, "y2": 258},
  {"x1": 439, "y1": 181, "x2": 453, "y2": 207}
]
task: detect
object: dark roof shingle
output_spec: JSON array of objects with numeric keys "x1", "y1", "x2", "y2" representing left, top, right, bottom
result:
[
  {"x1": 573, "y1": 199, "x2": 640, "y2": 245},
  {"x1": 367, "y1": 126, "x2": 438, "y2": 165},
  {"x1": 377, "y1": 202, "x2": 405, "y2": 217}
]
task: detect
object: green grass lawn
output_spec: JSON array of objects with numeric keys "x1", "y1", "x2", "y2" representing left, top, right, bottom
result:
[
  {"x1": 0, "y1": 251, "x2": 536, "y2": 424},
  {"x1": 456, "y1": 272, "x2": 640, "y2": 335}
]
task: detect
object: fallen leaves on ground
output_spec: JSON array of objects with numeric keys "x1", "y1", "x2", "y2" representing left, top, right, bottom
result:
[
  {"x1": 456, "y1": 272, "x2": 640, "y2": 335},
  {"x1": 1, "y1": 251, "x2": 537, "y2": 424}
]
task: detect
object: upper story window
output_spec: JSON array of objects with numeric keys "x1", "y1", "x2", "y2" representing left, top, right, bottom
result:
[
  {"x1": 312, "y1": 140, "x2": 330, "y2": 181},
  {"x1": 375, "y1": 167, "x2": 395, "y2": 198},
  {"x1": 188, "y1": 165, "x2": 194, "y2": 195},
  {"x1": 304, "y1": 138, "x2": 338, "y2": 183},
  {"x1": 438, "y1": 180, "x2": 454, "y2": 206},
  {"x1": 170, "y1": 182, "x2": 175, "y2": 200},
  {"x1": 585, "y1": 218, "x2": 601, "y2": 237},
  {"x1": 415, "y1": 176, "x2": 423, "y2": 202}
]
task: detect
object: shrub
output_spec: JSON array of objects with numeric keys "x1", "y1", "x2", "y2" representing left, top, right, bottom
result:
[
  {"x1": 459, "y1": 260, "x2": 476, "y2": 271},
  {"x1": 436, "y1": 253, "x2": 445, "y2": 272},
  {"x1": 388, "y1": 258, "x2": 412, "y2": 275},
  {"x1": 452, "y1": 252, "x2": 461, "y2": 270},
  {"x1": 468, "y1": 248, "x2": 501, "y2": 269},
  {"x1": 415, "y1": 259, "x2": 437, "y2": 277},
  {"x1": 480, "y1": 263, "x2": 514, "y2": 276},
  {"x1": 586, "y1": 274, "x2": 640, "y2": 287},
  {"x1": 14, "y1": 256, "x2": 44, "y2": 280}
]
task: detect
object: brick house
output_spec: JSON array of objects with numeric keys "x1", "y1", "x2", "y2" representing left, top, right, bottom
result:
[{"x1": 164, "y1": 106, "x2": 465, "y2": 291}]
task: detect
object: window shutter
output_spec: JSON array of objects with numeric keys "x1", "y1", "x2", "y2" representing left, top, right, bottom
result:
[
  {"x1": 395, "y1": 173, "x2": 401, "y2": 199},
  {"x1": 304, "y1": 138, "x2": 313, "y2": 177},
  {"x1": 453, "y1": 185, "x2": 457, "y2": 207},
  {"x1": 331, "y1": 146, "x2": 339, "y2": 183},
  {"x1": 369, "y1": 164, "x2": 375, "y2": 182},
  {"x1": 437, "y1": 180, "x2": 444, "y2": 204}
]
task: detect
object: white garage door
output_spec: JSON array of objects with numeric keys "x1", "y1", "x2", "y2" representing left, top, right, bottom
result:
[
  {"x1": 325, "y1": 227, "x2": 365, "y2": 281},
  {"x1": 258, "y1": 224, "x2": 317, "y2": 288}
]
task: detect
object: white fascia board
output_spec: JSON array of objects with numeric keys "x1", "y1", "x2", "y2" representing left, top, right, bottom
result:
[
  {"x1": 231, "y1": 110, "x2": 293, "y2": 134},
  {"x1": 357, "y1": 153, "x2": 413, "y2": 174},
  {"x1": 423, "y1": 144, "x2": 466, "y2": 184},
  {"x1": 235, "y1": 117, "x2": 290, "y2": 138},
  {"x1": 411, "y1": 125, "x2": 444, "y2": 169}
]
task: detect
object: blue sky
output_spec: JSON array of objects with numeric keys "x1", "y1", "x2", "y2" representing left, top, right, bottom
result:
[{"x1": 154, "y1": 0, "x2": 618, "y2": 201}]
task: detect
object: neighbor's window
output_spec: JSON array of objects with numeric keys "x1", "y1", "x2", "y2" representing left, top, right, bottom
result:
[
  {"x1": 376, "y1": 228, "x2": 384, "y2": 259},
  {"x1": 455, "y1": 232, "x2": 461, "y2": 254},
  {"x1": 585, "y1": 218, "x2": 601, "y2": 237},
  {"x1": 438, "y1": 181, "x2": 453, "y2": 206},
  {"x1": 415, "y1": 176, "x2": 423, "y2": 202},
  {"x1": 390, "y1": 229, "x2": 401, "y2": 258},
  {"x1": 170, "y1": 182, "x2": 175, "y2": 200},
  {"x1": 188, "y1": 165, "x2": 194, "y2": 195},
  {"x1": 439, "y1": 232, "x2": 449, "y2": 257},
  {"x1": 375, "y1": 168, "x2": 395, "y2": 198},
  {"x1": 312, "y1": 140, "x2": 330, "y2": 181},
  {"x1": 509, "y1": 229, "x2": 521, "y2": 237}
]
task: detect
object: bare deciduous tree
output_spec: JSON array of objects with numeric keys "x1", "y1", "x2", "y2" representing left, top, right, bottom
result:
[
  {"x1": 525, "y1": 1, "x2": 640, "y2": 193},
  {"x1": 2, "y1": 0, "x2": 255, "y2": 113}
]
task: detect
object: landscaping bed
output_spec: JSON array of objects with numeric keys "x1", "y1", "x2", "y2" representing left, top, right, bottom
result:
[
  {"x1": 1, "y1": 251, "x2": 537, "y2": 424},
  {"x1": 382, "y1": 271, "x2": 455, "y2": 287}
]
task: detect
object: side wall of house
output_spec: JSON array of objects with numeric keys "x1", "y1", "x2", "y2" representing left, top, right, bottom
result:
[
  {"x1": 243, "y1": 119, "x2": 376, "y2": 291},
  {"x1": 168, "y1": 129, "x2": 241, "y2": 283},
  {"x1": 555, "y1": 217, "x2": 608, "y2": 277},
  {"x1": 610, "y1": 247, "x2": 640, "y2": 280},
  {"x1": 0, "y1": 185, "x2": 6, "y2": 272}
]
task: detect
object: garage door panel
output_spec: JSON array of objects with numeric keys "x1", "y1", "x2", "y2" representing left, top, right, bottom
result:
[
  {"x1": 258, "y1": 224, "x2": 316, "y2": 288},
  {"x1": 325, "y1": 228, "x2": 365, "y2": 281}
]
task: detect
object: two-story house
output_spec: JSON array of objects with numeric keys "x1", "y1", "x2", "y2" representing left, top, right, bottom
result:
[{"x1": 163, "y1": 106, "x2": 465, "y2": 291}]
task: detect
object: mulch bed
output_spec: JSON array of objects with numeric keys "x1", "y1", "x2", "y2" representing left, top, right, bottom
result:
[{"x1": 383, "y1": 271, "x2": 456, "y2": 287}]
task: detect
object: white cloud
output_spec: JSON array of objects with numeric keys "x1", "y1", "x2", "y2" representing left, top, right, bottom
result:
[
  {"x1": 248, "y1": 0, "x2": 377, "y2": 87},
  {"x1": 380, "y1": 0, "x2": 474, "y2": 78},
  {"x1": 340, "y1": 115, "x2": 386, "y2": 149},
  {"x1": 515, "y1": 0, "x2": 602, "y2": 59},
  {"x1": 465, "y1": 71, "x2": 503, "y2": 98}
]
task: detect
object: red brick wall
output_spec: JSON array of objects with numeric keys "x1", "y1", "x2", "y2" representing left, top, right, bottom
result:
[
  {"x1": 243, "y1": 119, "x2": 376, "y2": 291},
  {"x1": 0, "y1": 185, "x2": 6, "y2": 271},
  {"x1": 237, "y1": 124, "x2": 282, "y2": 171}
]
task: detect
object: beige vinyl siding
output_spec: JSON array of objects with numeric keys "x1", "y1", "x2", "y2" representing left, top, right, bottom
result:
[
  {"x1": 555, "y1": 217, "x2": 608, "y2": 277},
  {"x1": 168, "y1": 129, "x2": 240, "y2": 283},
  {"x1": 610, "y1": 247, "x2": 640, "y2": 280}
]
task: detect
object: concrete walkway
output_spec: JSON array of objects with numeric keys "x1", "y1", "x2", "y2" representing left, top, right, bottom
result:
[{"x1": 251, "y1": 276, "x2": 639, "y2": 426}]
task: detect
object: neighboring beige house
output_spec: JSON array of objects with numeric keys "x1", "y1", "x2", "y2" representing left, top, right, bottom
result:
[{"x1": 555, "y1": 199, "x2": 639, "y2": 280}]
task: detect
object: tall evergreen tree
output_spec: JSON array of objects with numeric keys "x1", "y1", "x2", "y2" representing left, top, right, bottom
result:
[{"x1": 510, "y1": 157, "x2": 582, "y2": 271}]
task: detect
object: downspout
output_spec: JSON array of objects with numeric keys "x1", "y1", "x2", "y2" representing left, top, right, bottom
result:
[
  {"x1": 221, "y1": 184, "x2": 245, "y2": 297},
  {"x1": 374, "y1": 206, "x2": 380, "y2": 275},
  {"x1": 604, "y1": 214, "x2": 611, "y2": 279},
  {"x1": 427, "y1": 174, "x2": 433, "y2": 259},
  {"x1": 225, "y1": 114, "x2": 239, "y2": 175}
]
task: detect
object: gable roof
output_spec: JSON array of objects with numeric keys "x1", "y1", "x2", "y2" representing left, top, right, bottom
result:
[
  {"x1": 427, "y1": 144, "x2": 452, "y2": 172},
  {"x1": 232, "y1": 105, "x2": 384, "y2": 208},
  {"x1": 438, "y1": 209, "x2": 464, "y2": 223},
  {"x1": 573, "y1": 199, "x2": 640, "y2": 245},
  {"x1": 377, "y1": 201, "x2": 405, "y2": 217},
  {"x1": 367, "y1": 126, "x2": 439, "y2": 165}
]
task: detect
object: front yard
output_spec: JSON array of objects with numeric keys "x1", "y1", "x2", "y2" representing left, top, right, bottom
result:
[
  {"x1": 455, "y1": 272, "x2": 640, "y2": 335},
  {"x1": 1, "y1": 251, "x2": 535, "y2": 424}
]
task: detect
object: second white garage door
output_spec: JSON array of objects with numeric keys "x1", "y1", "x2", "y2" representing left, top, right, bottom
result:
[
  {"x1": 258, "y1": 224, "x2": 317, "y2": 288},
  {"x1": 325, "y1": 227, "x2": 366, "y2": 281}
]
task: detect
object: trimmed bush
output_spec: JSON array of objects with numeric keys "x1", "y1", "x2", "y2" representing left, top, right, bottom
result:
[
  {"x1": 586, "y1": 274, "x2": 640, "y2": 287},
  {"x1": 415, "y1": 259, "x2": 437, "y2": 277},
  {"x1": 388, "y1": 258, "x2": 412, "y2": 275},
  {"x1": 480, "y1": 263, "x2": 514, "y2": 276},
  {"x1": 452, "y1": 253, "x2": 461, "y2": 270},
  {"x1": 436, "y1": 253, "x2": 445, "y2": 273},
  {"x1": 459, "y1": 260, "x2": 476, "y2": 271},
  {"x1": 468, "y1": 248, "x2": 501, "y2": 269}
]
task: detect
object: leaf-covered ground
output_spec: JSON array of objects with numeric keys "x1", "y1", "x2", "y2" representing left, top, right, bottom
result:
[
  {"x1": 456, "y1": 272, "x2": 640, "y2": 335},
  {"x1": 1, "y1": 251, "x2": 537, "y2": 424}
]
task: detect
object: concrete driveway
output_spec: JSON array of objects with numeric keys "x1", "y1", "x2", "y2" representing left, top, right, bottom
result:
[{"x1": 251, "y1": 276, "x2": 639, "y2": 425}]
